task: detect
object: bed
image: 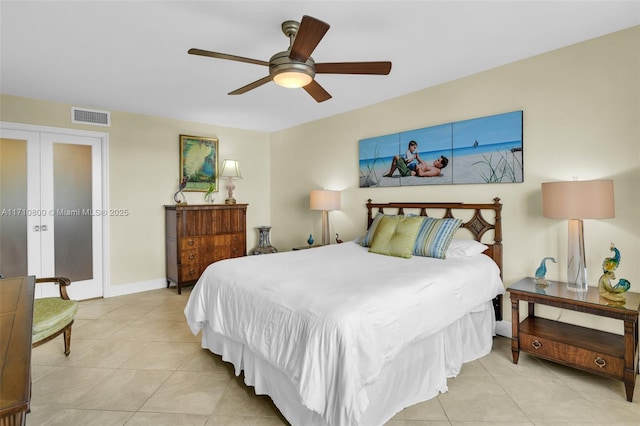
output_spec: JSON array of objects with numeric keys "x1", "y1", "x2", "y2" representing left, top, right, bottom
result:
[{"x1": 185, "y1": 198, "x2": 505, "y2": 426}]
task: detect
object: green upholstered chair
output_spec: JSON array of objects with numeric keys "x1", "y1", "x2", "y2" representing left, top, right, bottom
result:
[{"x1": 32, "y1": 277, "x2": 78, "y2": 356}]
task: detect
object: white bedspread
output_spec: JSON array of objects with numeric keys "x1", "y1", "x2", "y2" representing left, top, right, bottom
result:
[{"x1": 184, "y1": 242, "x2": 504, "y2": 426}]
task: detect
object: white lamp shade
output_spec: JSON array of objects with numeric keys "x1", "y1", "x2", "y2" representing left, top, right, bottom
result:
[
  {"x1": 542, "y1": 179, "x2": 614, "y2": 219},
  {"x1": 220, "y1": 159, "x2": 242, "y2": 179},
  {"x1": 310, "y1": 190, "x2": 341, "y2": 211}
]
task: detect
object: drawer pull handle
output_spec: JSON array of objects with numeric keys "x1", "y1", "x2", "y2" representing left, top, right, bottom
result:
[
  {"x1": 188, "y1": 240, "x2": 195, "y2": 246},
  {"x1": 189, "y1": 254, "x2": 195, "y2": 260},
  {"x1": 594, "y1": 357, "x2": 607, "y2": 368},
  {"x1": 531, "y1": 340, "x2": 542, "y2": 350},
  {"x1": 189, "y1": 269, "x2": 195, "y2": 276}
]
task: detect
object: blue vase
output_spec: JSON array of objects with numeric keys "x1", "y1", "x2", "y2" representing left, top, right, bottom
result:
[{"x1": 307, "y1": 234, "x2": 314, "y2": 246}]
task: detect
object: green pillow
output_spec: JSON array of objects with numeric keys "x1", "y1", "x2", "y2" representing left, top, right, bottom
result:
[
  {"x1": 413, "y1": 217, "x2": 462, "y2": 259},
  {"x1": 369, "y1": 215, "x2": 424, "y2": 258}
]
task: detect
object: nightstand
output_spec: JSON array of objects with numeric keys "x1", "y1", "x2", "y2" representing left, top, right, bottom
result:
[{"x1": 508, "y1": 277, "x2": 639, "y2": 402}]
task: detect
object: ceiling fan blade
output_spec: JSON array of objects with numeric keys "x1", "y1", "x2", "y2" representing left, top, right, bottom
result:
[
  {"x1": 315, "y1": 61, "x2": 392, "y2": 75},
  {"x1": 289, "y1": 15, "x2": 330, "y2": 63},
  {"x1": 188, "y1": 48, "x2": 269, "y2": 67},
  {"x1": 303, "y1": 80, "x2": 332, "y2": 103},
  {"x1": 228, "y1": 76, "x2": 272, "y2": 95}
]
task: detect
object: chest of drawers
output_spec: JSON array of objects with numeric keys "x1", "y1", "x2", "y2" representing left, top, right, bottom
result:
[{"x1": 165, "y1": 204, "x2": 247, "y2": 294}]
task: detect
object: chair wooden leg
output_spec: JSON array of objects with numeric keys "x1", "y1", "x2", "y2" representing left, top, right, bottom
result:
[{"x1": 63, "y1": 327, "x2": 72, "y2": 356}]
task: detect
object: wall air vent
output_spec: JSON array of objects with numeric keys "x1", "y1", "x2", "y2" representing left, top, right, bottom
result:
[{"x1": 71, "y1": 107, "x2": 111, "y2": 127}]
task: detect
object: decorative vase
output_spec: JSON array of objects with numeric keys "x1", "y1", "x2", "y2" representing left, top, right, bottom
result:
[
  {"x1": 204, "y1": 182, "x2": 215, "y2": 203},
  {"x1": 249, "y1": 226, "x2": 278, "y2": 255},
  {"x1": 307, "y1": 234, "x2": 314, "y2": 247}
]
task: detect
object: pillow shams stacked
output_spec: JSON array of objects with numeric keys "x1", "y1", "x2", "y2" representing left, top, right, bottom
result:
[{"x1": 363, "y1": 213, "x2": 463, "y2": 259}]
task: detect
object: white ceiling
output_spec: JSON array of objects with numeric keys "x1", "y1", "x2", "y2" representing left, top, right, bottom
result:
[{"x1": 1, "y1": 1, "x2": 638, "y2": 132}]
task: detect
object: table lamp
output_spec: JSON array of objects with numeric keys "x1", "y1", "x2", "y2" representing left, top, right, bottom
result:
[
  {"x1": 310, "y1": 189, "x2": 341, "y2": 246},
  {"x1": 220, "y1": 159, "x2": 242, "y2": 204},
  {"x1": 541, "y1": 179, "x2": 615, "y2": 291}
]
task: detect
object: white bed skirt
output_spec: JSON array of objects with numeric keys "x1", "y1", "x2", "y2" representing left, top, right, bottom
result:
[{"x1": 200, "y1": 300, "x2": 496, "y2": 426}]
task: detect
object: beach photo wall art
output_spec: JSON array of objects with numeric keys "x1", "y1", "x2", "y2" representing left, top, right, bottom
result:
[{"x1": 358, "y1": 110, "x2": 523, "y2": 187}]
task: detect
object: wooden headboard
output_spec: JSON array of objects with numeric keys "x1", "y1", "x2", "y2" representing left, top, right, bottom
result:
[{"x1": 366, "y1": 198, "x2": 503, "y2": 320}]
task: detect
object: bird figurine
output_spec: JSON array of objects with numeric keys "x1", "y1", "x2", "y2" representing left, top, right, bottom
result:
[
  {"x1": 174, "y1": 177, "x2": 187, "y2": 204},
  {"x1": 599, "y1": 243, "x2": 631, "y2": 303},
  {"x1": 602, "y1": 242, "x2": 621, "y2": 272},
  {"x1": 335, "y1": 233, "x2": 343, "y2": 244},
  {"x1": 534, "y1": 257, "x2": 556, "y2": 286}
]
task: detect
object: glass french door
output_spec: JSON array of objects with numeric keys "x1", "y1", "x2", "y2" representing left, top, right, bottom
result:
[{"x1": 0, "y1": 125, "x2": 105, "y2": 299}]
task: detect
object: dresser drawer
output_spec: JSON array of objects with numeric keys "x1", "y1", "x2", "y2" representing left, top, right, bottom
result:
[
  {"x1": 520, "y1": 332, "x2": 624, "y2": 378},
  {"x1": 180, "y1": 249, "x2": 198, "y2": 265},
  {"x1": 205, "y1": 233, "x2": 245, "y2": 261},
  {"x1": 180, "y1": 237, "x2": 200, "y2": 250},
  {"x1": 179, "y1": 265, "x2": 200, "y2": 282}
]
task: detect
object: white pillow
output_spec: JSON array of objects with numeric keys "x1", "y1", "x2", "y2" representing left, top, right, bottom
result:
[{"x1": 445, "y1": 239, "x2": 488, "y2": 258}]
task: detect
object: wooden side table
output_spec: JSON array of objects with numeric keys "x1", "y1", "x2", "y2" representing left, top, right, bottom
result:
[
  {"x1": 508, "y1": 277, "x2": 639, "y2": 402},
  {"x1": 1, "y1": 276, "x2": 35, "y2": 425}
]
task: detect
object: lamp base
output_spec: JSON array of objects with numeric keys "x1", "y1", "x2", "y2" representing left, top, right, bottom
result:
[
  {"x1": 567, "y1": 282, "x2": 588, "y2": 292},
  {"x1": 225, "y1": 177, "x2": 237, "y2": 205},
  {"x1": 321, "y1": 210, "x2": 330, "y2": 246},
  {"x1": 566, "y1": 219, "x2": 588, "y2": 292}
]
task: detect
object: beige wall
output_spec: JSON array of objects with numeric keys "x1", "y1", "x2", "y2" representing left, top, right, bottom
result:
[
  {"x1": 0, "y1": 95, "x2": 271, "y2": 292},
  {"x1": 270, "y1": 26, "x2": 640, "y2": 328},
  {"x1": 1, "y1": 26, "x2": 638, "y2": 329}
]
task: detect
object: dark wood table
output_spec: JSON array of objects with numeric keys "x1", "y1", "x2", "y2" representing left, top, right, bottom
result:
[
  {"x1": 508, "y1": 277, "x2": 639, "y2": 402},
  {"x1": 1, "y1": 276, "x2": 35, "y2": 426}
]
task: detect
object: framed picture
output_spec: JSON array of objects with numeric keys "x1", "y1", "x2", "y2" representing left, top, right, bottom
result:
[
  {"x1": 359, "y1": 111, "x2": 523, "y2": 187},
  {"x1": 179, "y1": 135, "x2": 219, "y2": 192}
]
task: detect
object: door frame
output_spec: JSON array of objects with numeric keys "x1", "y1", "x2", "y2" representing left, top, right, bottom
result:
[{"x1": 1, "y1": 121, "x2": 110, "y2": 298}]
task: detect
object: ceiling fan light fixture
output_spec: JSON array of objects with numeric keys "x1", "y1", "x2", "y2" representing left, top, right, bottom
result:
[
  {"x1": 273, "y1": 71, "x2": 313, "y2": 88},
  {"x1": 269, "y1": 51, "x2": 315, "y2": 89}
]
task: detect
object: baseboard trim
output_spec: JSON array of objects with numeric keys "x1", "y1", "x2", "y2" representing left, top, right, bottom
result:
[
  {"x1": 105, "y1": 278, "x2": 167, "y2": 298},
  {"x1": 495, "y1": 320, "x2": 512, "y2": 338}
]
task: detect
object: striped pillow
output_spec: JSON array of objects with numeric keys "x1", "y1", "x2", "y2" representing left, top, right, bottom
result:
[
  {"x1": 413, "y1": 217, "x2": 463, "y2": 258},
  {"x1": 361, "y1": 212, "x2": 384, "y2": 247}
]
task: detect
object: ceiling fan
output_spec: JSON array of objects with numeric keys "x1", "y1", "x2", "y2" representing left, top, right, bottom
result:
[{"x1": 188, "y1": 15, "x2": 392, "y2": 103}]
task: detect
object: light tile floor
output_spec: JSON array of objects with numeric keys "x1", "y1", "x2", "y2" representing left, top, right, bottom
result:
[{"x1": 29, "y1": 288, "x2": 640, "y2": 425}]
